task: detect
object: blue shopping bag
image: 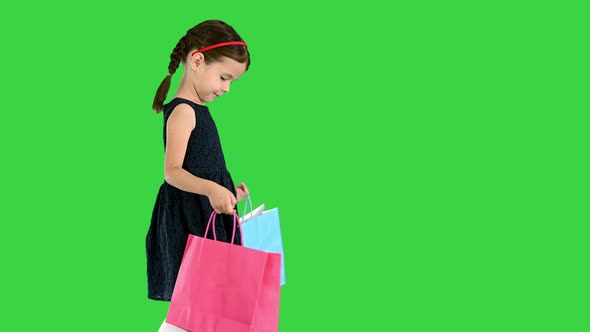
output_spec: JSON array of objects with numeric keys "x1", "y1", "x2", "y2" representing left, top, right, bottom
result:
[{"x1": 240, "y1": 196, "x2": 286, "y2": 286}]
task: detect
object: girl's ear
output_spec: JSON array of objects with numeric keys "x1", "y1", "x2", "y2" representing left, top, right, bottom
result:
[{"x1": 189, "y1": 52, "x2": 205, "y2": 71}]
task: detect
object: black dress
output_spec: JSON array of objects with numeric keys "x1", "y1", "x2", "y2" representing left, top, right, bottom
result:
[{"x1": 146, "y1": 97, "x2": 241, "y2": 301}]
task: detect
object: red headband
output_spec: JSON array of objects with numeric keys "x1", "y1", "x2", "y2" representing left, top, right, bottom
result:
[{"x1": 191, "y1": 41, "x2": 248, "y2": 56}]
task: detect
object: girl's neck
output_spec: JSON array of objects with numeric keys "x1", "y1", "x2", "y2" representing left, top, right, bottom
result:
[
  {"x1": 174, "y1": 79, "x2": 205, "y2": 106},
  {"x1": 172, "y1": 94, "x2": 204, "y2": 106}
]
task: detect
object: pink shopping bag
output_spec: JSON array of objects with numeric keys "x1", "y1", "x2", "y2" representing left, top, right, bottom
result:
[{"x1": 166, "y1": 210, "x2": 282, "y2": 332}]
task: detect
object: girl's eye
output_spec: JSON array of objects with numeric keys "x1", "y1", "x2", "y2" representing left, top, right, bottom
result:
[{"x1": 220, "y1": 76, "x2": 227, "y2": 81}]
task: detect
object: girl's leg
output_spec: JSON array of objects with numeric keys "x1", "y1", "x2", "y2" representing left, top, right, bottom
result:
[{"x1": 158, "y1": 320, "x2": 189, "y2": 332}]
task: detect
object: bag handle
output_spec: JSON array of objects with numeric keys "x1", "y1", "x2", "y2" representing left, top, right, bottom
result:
[
  {"x1": 204, "y1": 210, "x2": 243, "y2": 246},
  {"x1": 242, "y1": 195, "x2": 254, "y2": 221}
]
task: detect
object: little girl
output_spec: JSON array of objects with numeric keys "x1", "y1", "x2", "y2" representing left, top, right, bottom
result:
[{"x1": 145, "y1": 19, "x2": 251, "y2": 331}]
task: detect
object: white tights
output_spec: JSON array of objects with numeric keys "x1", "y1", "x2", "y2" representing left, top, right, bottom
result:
[{"x1": 158, "y1": 320, "x2": 189, "y2": 332}]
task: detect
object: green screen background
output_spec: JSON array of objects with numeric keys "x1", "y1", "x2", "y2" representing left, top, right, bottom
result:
[{"x1": 1, "y1": 1, "x2": 587, "y2": 331}]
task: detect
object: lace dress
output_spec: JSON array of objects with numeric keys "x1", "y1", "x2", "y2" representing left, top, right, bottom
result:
[{"x1": 146, "y1": 97, "x2": 241, "y2": 301}]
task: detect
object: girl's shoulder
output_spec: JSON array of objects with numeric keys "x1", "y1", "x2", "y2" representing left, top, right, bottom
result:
[{"x1": 164, "y1": 98, "x2": 209, "y2": 121}]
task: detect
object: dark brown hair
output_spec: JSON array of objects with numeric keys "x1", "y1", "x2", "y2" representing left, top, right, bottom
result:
[{"x1": 152, "y1": 20, "x2": 250, "y2": 113}]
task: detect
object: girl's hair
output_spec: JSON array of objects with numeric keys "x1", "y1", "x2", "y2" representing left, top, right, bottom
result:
[{"x1": 152, "y1": 20, "x2": 250, "y2": 113}]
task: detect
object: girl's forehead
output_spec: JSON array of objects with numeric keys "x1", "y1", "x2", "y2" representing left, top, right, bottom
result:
[{"x1": 211, "y1": 57, "x2": 247, "y2": 74}]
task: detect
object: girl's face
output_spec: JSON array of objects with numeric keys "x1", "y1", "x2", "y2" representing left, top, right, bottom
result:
[{"x1": 192, "y1": 55, "x2": 247, "y2": 103}]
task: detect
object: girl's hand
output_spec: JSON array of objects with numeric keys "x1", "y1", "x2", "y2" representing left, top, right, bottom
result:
[
  {"x1": 207, "y1": 184, "x2": 237, "y2": 214},
  {"x1": 235, "y1": 182, "x2": 249, "y2": 203}
]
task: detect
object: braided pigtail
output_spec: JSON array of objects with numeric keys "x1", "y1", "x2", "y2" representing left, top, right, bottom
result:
[{"x1": 152, "y1": 35, "x2": 189, "y2": 113}]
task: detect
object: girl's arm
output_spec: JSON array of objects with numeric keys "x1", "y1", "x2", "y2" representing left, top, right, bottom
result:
[
  {"x1": 163, "y1": 104, "x2": 236, "y2": 214},
  {"x1": 163, "y1": 104, "x2": 212, "y2": 194}
]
